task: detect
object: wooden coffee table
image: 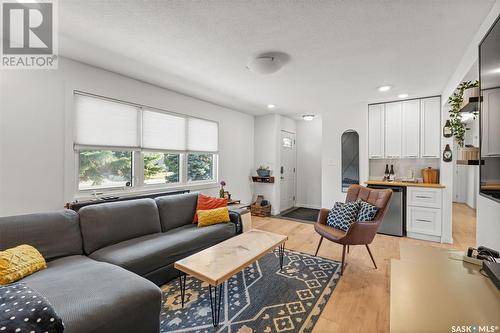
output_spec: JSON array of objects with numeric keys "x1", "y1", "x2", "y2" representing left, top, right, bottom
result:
[{"x1": 174, "y1": 229, "x2": 288, "y2": 327}]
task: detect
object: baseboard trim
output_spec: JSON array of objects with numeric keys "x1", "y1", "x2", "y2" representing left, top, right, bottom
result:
[{"x1": 295, "y1": 203, "x2": 321, "y2": 210}]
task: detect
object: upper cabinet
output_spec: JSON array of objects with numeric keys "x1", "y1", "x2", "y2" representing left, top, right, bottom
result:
[
  {"x1": 401, "y1": 100, "x2": 420, "y2": 158},
  {"x1": 420, "y1": 97, "x2": 441, "y2": 158},
  {"x1": 385, "y1": 102, "x2": 403, "y2": 158},
  {"x1": 482, "y1": 88, "x2": 500, "y2": 156},
  {"x1": 368, "y1": 96, "x2": 441, "y2": 159},
  {"x1": 368, "y1": 104, "x2": 385, "y2": 159}
]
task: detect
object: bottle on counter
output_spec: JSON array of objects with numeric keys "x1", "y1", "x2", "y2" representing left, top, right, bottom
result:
[
  {"x1": 389, "y1": 164, "x2": 395, "y2": 182},
  {"x1": 384, "y1": 164, "x2": 390, "y2": 181}
]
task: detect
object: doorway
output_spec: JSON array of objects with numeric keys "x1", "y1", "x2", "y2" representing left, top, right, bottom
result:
[{"x1": 280, "y1": 130, "x2": 296, "y2": 212}]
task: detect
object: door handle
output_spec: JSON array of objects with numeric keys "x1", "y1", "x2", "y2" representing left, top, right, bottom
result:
[
  {"x1": 280, "y1": 166, "x2": 284, "y2": 174},
  {"x1": 416, "y1": 195, "x2": 432, "y2": 199}
]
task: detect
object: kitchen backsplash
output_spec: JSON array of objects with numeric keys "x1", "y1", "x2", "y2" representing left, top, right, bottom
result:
[{"x1": 369, "y1": 158, "x2": 440, "y2": 181}]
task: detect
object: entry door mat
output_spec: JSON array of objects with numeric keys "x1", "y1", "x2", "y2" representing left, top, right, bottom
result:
[
  {"x1": 279, "y1": 207, "x2": 320, "y2": 223},
  {"x1": 160, "y1": 249, "x2": 341, "y2": 333}
]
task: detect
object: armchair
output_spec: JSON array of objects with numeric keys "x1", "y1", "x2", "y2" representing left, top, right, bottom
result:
[{"x1": 314, "y1": 185, "x2": 392, "y2": 275}]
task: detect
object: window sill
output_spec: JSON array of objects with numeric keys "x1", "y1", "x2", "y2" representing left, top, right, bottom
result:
[{"x1": 74, "y1": 182, "x2": 219, "y2": 202}]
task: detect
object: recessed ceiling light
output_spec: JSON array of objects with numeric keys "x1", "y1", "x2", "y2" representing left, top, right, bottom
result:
[
  {"x1": 398, "y1": 93, "x2": 409, "y2": 98},
  {"x1": 267, "y1": 104, "x2": 276, "y2": 109},
  {"x1": 302, "y1": 114, "x2": 315, "y2": 121},
  {"x1": 378, "y1": 85, "x2": 392, "y2": 92}
]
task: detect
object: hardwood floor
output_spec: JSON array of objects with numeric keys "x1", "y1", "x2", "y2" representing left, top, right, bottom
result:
[{"x1": 252, "y1": 203, "x2": 476, "y2": 333}]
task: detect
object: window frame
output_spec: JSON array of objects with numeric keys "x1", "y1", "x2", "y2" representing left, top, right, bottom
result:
[{"x1": 73, "y1": 91, "x2": 219, "y2": 197}]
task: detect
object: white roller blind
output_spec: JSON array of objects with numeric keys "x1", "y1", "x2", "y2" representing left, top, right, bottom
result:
[
  {"x1": 142, "y1": 109, "x2": 186, "y2": 151},
  {"x1": 74, "y1": 94, "x2": 140, "y2": 148},
  {"x1": 187, "y1": 118, "x2": 219, "y2": 152}
]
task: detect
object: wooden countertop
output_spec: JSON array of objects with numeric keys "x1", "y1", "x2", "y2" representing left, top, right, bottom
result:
[
  {"x1": 365, "y1": 180, "x2": 445, "y2": 189},
  {"x1": 391, "y1": 243, "x2": 500, "y2": 333}
]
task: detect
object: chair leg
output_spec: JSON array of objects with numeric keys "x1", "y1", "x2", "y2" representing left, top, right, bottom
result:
[
  {"x1": 315, "y1": 236, "x2": 324, "y2": 256},
  {"x1": 340, "y1": 245, "x2": 346, "y2": 275},
  {"x1": 365, "y1": 244, "x2": 377, "y2": 269},
  {"x1": 347, "y1": 245, "x2": 350, "y2": 254}
]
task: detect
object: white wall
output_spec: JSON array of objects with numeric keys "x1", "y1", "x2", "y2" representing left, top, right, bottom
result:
[
  {"x1": 322, "y1": 102, "x2": 369, "y2": 207},
  {"x1": 441, "y1": 0, "x2": 500, "y2": 247},
  {"x1": 296, "y1": 117, "x2": 322, "y2": 209},
  {"x1": 0, "y1": 57, "x2": 254, "y2": 216},
  {"x1": 253, "y1": 114, "x2": 280, "y2": 214}
]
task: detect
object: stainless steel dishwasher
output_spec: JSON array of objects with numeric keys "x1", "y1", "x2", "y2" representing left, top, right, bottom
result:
[{"x1": 367, "y1": 185, "x2": 405, "y2": 236}]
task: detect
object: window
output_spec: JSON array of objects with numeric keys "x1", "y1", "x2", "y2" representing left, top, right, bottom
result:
[
  {"x1": 143, "y1": 152, "x2": 180, "y2": 184},
  {"x1": 78, "y1": 150, "x2": 133, "y2": 190},
  {"x1": 187, "y1": 153, "x2": 215, "y2": 182},
  {"x1": 74, "y1": 92, "x2": 218, "y2": 193}
]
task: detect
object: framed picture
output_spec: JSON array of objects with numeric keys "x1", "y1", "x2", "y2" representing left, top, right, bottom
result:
[{"x1": 223, "y1": 191, "x2": 231, "y2": 200}]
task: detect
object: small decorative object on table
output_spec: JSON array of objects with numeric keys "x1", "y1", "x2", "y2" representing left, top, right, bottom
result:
[
  {"x1": 223, "y1": 191, "x2": 231, "y2": 200},
  {"x1": 219, "y1": 180, "x2": 226, "y2": 198},
  {"x1": 256, "y1": 166, "x2": 271, "y2": 177}
]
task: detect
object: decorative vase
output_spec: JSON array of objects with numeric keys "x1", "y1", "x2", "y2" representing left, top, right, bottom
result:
[{"x1": 219, "y1": 187, "x2": 225, "y2": 198}]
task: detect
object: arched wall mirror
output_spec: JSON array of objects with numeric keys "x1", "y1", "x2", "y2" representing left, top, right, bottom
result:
[{"x1": 341, "y1": 130, "x2": 360, "y2": 192}]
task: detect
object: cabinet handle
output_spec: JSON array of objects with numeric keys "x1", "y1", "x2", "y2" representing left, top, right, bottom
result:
[
  {"x1": 416, "y1": 195, "x2": 432, "y2": 199},
  {"x1": 416, "y1": 219, "x2": 432, "y2": 223}
]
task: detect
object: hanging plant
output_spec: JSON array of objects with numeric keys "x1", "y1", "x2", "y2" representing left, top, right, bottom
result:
[{"x1": 447, "y1": 80, "x2": 479, "y2": 147}]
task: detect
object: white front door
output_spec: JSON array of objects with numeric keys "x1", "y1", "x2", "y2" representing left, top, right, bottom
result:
[{"x1": 280, "y1": 131, "x2": 296, "y2": 212}]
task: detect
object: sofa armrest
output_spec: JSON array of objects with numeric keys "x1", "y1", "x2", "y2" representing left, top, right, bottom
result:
[{"x1": 229, "y1": 210, "x2": 243, "y2": 234}]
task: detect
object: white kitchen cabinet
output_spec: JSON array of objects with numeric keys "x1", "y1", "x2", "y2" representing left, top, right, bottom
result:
[
  {"x1": 401, "y1": 99, "x2": 420, "y2": 158},
  {"x1": 384, "y1": 102, "x2": 402, "y2": 158},
  {"x1": 368, "y1": 104, "x2": 385, "y2": 159},
  {"x1": 407, "y1": 206, "x2": 442, "y2": 237},
  {"x1": 420, "y1": 97, "x2": 441, "y2": 158},
  {"x1": 407, "y1": 187, "x2": 443, "y2": 242},
  {"x1": 482, "y1": 88, "x2": 500, "y2": 156}
]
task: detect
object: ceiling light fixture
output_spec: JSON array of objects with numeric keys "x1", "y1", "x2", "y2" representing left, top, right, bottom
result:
[
  {"x1": 267, "y1": 104, "x2": 276, "y2": 109},
  {"x1": 246, "y1": 56, "x2": 283, "y2": 75},
  {"x1": 378, "y1": 85, "x2": 392, "y2": 92},
  {"x1": 302, "y1": 114, "x2": 315, "y2": 121},
  {"x1": 398, "y1": 93, "x2": 409, "y2": 98}
]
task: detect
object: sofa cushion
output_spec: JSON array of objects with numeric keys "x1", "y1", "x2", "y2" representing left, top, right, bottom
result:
[
  {"x1": 89, "y1": 223, "x2": 236, "y2": 276},
  {"x1": 155, "y1": 192, "x2": 198, "y2": 231},
  {"x1": 79, "y1": 198, "x2": 161, "y2": 254},
  {"x1": 22, "y1": 255, "x2": 162, "y2": 333},
  {"x1": 0, "y1": 210, "x2": 82, "y2": 260}
]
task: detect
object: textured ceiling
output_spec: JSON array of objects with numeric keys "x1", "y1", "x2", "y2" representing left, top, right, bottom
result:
[{"x1": 59, "y1": 1, "x2": 495, "y2": 116}]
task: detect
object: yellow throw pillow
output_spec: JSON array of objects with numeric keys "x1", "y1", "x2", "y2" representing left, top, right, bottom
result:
[
  {"x1": 197, "y1": 207, "x2": 231, "y2": 227},
  {"x1": 0, "y1": 244, "x2": 47, "y2": 285}
]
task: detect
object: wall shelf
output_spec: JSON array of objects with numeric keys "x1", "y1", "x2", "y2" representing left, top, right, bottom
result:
[
  {"x1": 458, "y1": 96, "x2": 481, "y2": 113},
  {"x1": 252, "y1": 176, "x2": 275, "y2": 183}
]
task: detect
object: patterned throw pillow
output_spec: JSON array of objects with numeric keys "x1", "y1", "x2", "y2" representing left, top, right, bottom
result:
[
  {"x1": 326, "y1": 201, "x2": 361, "y2": 231},
  {"x1": 0, "y1": 245, "x2": 47, "y2": 285},
  {"x1": 356, "y1": 199, "x2": 379, "y2": 222},
  {"x1": 193, "y1": 194, "x2": 228, "y2": 223},
  {"x1": 197, "y1": 207, "x2": 231, "y2": 228}
]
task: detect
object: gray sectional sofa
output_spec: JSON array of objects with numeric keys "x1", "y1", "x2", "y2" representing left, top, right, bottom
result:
[{"x1": 0, "y1": 192, "x2": 242, "y2": 333}]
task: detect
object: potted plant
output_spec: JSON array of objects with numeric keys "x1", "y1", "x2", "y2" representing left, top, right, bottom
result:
[
  {"x1": 256, "y1": 166, "x2": 271, "y2": 177},
  {"x1": 219, "y1": 180, "x2": 226, "y2": 198},
  {"x1": 447, "y1": 80, "x2": 479, "y2": 147}
]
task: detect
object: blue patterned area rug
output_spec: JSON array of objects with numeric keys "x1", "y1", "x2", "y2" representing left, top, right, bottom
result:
[{"x1": 160, "y1": 249, "x2": 341, "y2": 333}]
